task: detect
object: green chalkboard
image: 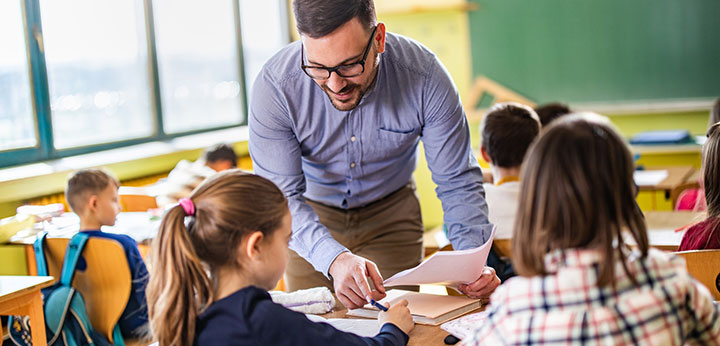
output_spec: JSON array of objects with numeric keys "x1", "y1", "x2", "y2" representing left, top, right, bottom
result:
[{"x1": 468, "y1": 0, "x2": 720, "y2": 104}]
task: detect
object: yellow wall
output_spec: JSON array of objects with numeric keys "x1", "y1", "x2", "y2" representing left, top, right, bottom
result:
[{"x1": 377, "y1": 0, "x2": 474, "y2": 229}]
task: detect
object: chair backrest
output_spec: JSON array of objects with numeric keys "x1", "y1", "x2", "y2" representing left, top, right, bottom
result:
[
  {"x1": 671, "y1": 181, "x2": 702, "y2": 211},
  {"x1": 44, "y1": 237, "x2": 133, "y2": 343},
  {"x1": 675, "y1": 249, "x2": 720, "y2": 300},
  {"x1": 493, "y1": 239, "x2": 513, "y2": 258},
  {"x1": 119, "y1": 186, "x2": 159, "y2": 212}
]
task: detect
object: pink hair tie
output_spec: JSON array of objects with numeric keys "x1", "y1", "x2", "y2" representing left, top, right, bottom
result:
[{"x1": 178, "y1": 198, "x2": 195, "y2": 216}]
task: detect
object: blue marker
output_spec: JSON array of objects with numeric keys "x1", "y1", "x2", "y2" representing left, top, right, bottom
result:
[{"x1": 370, "y1": 299, "x2": 388, "y2": 312}]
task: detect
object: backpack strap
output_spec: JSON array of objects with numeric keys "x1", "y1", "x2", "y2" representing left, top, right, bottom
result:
[
  {"x1": 33, "y1": 232, "x2": 50, "y2": 276},
  {"x1": 60, "y1": 233, "x2": 90, "y2": 286},
  {"x1": 112, "y1": 324, "x2": 125, "y2": 346}
]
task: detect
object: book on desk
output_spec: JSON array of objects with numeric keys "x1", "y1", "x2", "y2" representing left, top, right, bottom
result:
[{"x1": 347, "y1": 289, "x2": 481, "y2": 326}]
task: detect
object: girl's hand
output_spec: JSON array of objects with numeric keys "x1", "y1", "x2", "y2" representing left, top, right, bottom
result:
[{"x1": 378, "y1": 299, "x2": 414, "y2": 335}]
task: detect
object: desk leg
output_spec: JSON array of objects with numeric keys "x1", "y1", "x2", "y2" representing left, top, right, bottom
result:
[
  {"x1": 0, "y1": 290, "x2": 47, "y2": 346},
  {"x1": 28, "y1": 290, "x2": 47, "y2": 346},
  {"x1": 25, "y1": 244, "x2": 38, "y2": 276}
]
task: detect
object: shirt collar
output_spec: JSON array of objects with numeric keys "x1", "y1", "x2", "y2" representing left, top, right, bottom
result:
[
  {"x1": 495, "y1": 176, "x2": 519, "y2": 186},
  {"x1": 357, "y1": 53, "x2": 383, "y2": 106}
]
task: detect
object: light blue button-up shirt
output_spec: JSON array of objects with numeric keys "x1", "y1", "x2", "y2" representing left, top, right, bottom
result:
[{"x1": 249, "y1": 32, "x2": 492, "y2": 276}]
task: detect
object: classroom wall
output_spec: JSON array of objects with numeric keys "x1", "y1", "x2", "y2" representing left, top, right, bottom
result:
[
  {"x1": 3, "y1": 0, "x2": 713, "y2": 230},
  {"x1": 376, "y1": 0, "x2": 475, "y2": 229},
  {"x1": 467, "y1": 0, "x2": 720, "y2": 104}
]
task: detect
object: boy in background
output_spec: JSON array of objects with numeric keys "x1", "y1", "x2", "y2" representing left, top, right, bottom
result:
[
  {"x1": 480, "y1": 102, "x2": 541, "y2": 240},
  {"x1": 65, "y1": 168, "x2": 149, "y2": 337},
  {"x1": 534, "y1": 102, "x2": 571, "y2": 127}
]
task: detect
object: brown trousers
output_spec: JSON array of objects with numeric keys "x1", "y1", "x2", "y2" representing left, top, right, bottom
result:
[{"x1": 285, "y1": 184, "x2": 424, "y2": 292}]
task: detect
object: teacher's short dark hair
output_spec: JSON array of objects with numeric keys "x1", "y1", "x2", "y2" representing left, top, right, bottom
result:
[{"x1": 293, "y1": 0, "x2": 376, "y2": 38}]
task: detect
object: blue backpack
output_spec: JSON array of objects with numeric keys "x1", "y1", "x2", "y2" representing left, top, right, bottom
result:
[{"x1": 8, "y1": 233, "x2": 116, "y2": 346}]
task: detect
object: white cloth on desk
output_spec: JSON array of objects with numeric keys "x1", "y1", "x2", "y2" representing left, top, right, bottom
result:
[
  {"x1": 483, "y1": 182, "x2": 520, "y2": 240},
  {"x1": 269, "y1": 287, "x2": 336, "y2": 314}
]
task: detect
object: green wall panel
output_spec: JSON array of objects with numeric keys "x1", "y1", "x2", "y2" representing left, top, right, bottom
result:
[{"x1": 468, "y1": 0, "x2": 720, "y2": 103}]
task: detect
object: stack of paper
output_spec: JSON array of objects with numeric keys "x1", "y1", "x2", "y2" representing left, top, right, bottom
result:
[
  {"x1": 440, "y1": 311, "x2": 488, "y2": 340},
  {"x1": 347, "y1": 289, "x2": 481, "y2": 325}
]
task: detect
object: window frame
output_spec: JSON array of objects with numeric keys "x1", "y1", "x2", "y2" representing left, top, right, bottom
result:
[{"x1": 0, "y1": 0, "x2": 272, "y2": 168}]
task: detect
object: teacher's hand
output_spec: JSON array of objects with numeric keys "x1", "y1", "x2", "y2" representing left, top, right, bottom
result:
[
  {"x1": 329, "y1": 252, "x2": 387, "y2": 309},
  {"x1": 457, "y1": 266, "x2": 501, "y2": 302}
]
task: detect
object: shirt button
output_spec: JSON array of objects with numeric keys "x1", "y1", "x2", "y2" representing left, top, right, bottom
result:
[
  {"x1": 350, "y1": 162, "x2": 356, "y2": 168},
  {"x1": 350, "y1": 136, "x2": 356, "y2": 142}
]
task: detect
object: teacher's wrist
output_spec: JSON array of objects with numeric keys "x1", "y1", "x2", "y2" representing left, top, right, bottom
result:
[{"x1": 328, "y1": 250, "x2": 353, "y2": 279}]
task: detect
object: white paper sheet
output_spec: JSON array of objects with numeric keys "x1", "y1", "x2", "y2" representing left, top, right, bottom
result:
[
  {"x1": 383, "y1": 226, "x2": 496, "y2": 287},
  {"x1": 440, "y1": 311, "x2": 488, "y2": 340},
  {"x1": 305, "y1": 314, "x2": 380, "y2": 337},
  {"x1": 633, "y1": 170, "x2": 668, "y2": 187}
]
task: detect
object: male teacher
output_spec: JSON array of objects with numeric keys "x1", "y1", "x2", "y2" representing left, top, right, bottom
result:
[{"x1": 249, "y1": 0, "x2": 499, "y2": 309}]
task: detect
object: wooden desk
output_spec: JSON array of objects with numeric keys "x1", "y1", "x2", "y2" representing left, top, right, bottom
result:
[
  {"x1": 642, "y1": 211, "x2": 705, "y2": 251},
  {"x1": 320, "y1": 306, "x2": 451, "y2": 346},
  {"x1": 635, "y1": 166, "x2": 696, "y2": 210},
  {"x1": 0, "y1": 276, "x2": 53, "y2": 346},
  {"x1": 491, "y1": 211, "x2": 705, "y2": 257},
  {"x1": 636, "y1": 166, "x2": 695, "y2": 192},
  {"x1": 10, "y1": 212, "x2": 158, "y2": 275}
]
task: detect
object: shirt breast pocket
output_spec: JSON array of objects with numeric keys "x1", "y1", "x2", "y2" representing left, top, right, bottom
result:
[{"x1": 368, "y1": 127, "x2": 419, "y2": 161}]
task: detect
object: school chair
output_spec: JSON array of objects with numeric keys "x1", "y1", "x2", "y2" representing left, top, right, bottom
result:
[
  {"x1": 493, "y1": 239, "x2": 512, "y2": 259},
  {"x1": 43, "y1": 237, "x2": 148, "y2": 345},
  {"x1": 119, "y1": 186, "x2": 159, "y2": 212},
  {"x1": 675, "y1": 249, "x2": 720, "y2": 300}
]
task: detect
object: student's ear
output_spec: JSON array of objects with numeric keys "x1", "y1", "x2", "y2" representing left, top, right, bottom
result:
[
  {"x1": 480, "y1": 147, "x2": 492, "y2": 164},
  {"x1": 87, "y1": 195, "x2": 99, "y2": 212},
  {"x1": 375, "y1": 22, "x2": 386, "y2": 54},
  {"x1": 243, "y1": 231, "x2": 265, "y2": 259}
]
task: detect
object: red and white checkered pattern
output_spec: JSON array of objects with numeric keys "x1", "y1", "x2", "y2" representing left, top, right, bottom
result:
[{"x1": 461, "y1": 248, "x2": 720, "y2": 345}]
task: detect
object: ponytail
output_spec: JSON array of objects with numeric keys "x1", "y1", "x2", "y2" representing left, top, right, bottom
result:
[
  {"x1": 145, "y1": 170, "x2": 288, "y2": 345},
  {"x1": 147, "y1": 205, "x2": 213, "y2": 346}
]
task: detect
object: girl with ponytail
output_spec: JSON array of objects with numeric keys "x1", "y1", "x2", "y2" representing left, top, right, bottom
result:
[{"x1": 146, "y1": 170, "x2": 413, "y2": 346}]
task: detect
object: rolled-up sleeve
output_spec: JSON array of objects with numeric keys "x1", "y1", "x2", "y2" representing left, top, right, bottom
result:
[
  {"x1": 420, "y1": 58, "x2": 493, "y2": 250},
  {"x1": 249, "y1": 70, "x2": 347, "y2": 276}
]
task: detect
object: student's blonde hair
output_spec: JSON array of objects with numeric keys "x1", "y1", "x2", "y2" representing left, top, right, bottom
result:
[
  {"x1": 65, "y1": 168, "x2": 119, "y2": 213},
  {"x1": 146, "y1": 170, "x2": 287, "y2": 346},
  {"x1": 512, "y1": 114, "x2": 648, "y2": 287}
]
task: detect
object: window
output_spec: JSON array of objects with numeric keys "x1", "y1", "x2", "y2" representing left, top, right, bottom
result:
[
  {"x1": 40, "y1": 0, "x2": 154, "y2": 149},
  {"x1": 154, "y1": 0, "x2": 244, "y2": 134},
  {"x1": 0, "y1": 0, "x2": 36, "y2": 152},
  {"x1": 0, "y1": 0, "x2": 289, "y2": 169},
  {"x1": 239, "y1": 0, "x2": 289, "y2": 93}
]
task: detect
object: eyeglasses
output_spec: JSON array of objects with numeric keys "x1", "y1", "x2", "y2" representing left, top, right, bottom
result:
[{"x1": 301, "y1": 26, "x2": 377, "y2": 80}]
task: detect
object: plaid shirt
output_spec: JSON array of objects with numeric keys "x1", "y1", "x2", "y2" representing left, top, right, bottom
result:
[{"x1": 461, "y1": 248, "x2": 720, "y2": 345}]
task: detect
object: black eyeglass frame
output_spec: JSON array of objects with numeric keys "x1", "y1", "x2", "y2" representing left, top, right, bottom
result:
[{"x1": 301, "y1": 26, "x2": 378, "y2": 80}]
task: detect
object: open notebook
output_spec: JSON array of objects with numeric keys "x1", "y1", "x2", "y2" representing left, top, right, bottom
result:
[{"x1": 347, "y1": 289, "x2": 481, "y2": 325}]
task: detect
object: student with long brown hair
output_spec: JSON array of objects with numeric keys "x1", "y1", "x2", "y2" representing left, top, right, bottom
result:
[
  {"x1": 710, "y1": 98, "x2": 720, "y2": 128},
  {"x1": 146, "y1": 170, "x2": 413, "y2": 346},
  {"x1": 461, "y1": 114, "x2": 720, "y2": 345},
  {"x1": 679, "y1": 121, "x2": 720, "y2": 250}
]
